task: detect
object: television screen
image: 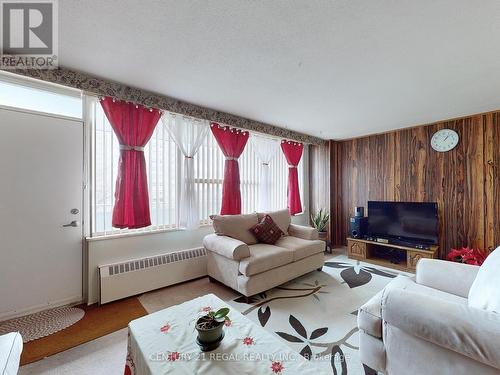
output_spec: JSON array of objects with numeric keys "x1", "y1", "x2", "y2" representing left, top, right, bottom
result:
[{"x1": 367, "y1": 201, "x2": 439, "y2": 244}]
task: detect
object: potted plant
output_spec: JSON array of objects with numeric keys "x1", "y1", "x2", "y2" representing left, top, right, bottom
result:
[
  {"x1": 195, "y1": 307, "x2": 230, "y2": 351},
  {"x1": 311, "y1": 208, "x2": 330, "y2": 242}
]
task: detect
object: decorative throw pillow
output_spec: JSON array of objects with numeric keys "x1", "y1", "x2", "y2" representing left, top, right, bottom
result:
[
  {"x1": 468, "y1": 246, "x2": 500, "y2": 313},
  {"x1": 250, "y1": 215, "x2": 284, "y2": 245},
  {"x1": 257, "y1": 208, "x2": 291, "y2": 235}
]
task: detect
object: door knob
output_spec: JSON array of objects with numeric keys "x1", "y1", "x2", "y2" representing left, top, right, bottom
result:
[{"x1": 62, "y1": 220, "x2": 79, "y2": 228}]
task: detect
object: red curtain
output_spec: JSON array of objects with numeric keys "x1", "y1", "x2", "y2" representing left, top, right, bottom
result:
[
  {"x1": 211, "y1": 123, "x2": 249, "y2": 215},
  {"x1": 281, "y1": 140, "x2": 304, "y2": 215},
  {"x1": 100, "y1": 97, "x2": 161, "y2": 229}
]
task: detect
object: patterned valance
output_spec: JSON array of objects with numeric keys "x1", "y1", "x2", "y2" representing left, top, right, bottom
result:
[{"x1": 5, "y1": 67, "x2": 324, "y2": 145}]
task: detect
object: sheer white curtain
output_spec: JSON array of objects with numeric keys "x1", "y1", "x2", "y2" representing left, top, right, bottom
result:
[
  {"x1": 251, "y1": 134, "x2": 279, "y2": 212},
  {"x1": 162, "y1": 112, "x2": 209, "y2": 229}
]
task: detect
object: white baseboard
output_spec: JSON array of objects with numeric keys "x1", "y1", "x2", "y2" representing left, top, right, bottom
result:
[{"x1": 0, "y1": 295, "x2": 83, "y2": 321}]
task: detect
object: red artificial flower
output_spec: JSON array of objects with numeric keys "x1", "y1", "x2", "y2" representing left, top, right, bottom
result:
[
  {"x1": 472, "y1": 248, "x2": 488, "y2": 265},
  {"x1": 160, "y1": 323, "x2": 171, "y2": 333},
  {"x1": 167, "y1": 352, "x2": 180, "y2": 362},
  {"x1": 447, "y1": 247, "x2": 489, "y2": 266},
  {"x1": 242, "y1": 337, "x2": 254, "y2": 345},
  {"x1": 271, "y1": 361, "x2": 284, "y2": 373}
]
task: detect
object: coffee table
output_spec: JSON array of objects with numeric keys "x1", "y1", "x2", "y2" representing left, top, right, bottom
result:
[{"x1": 125, "y1": 294, "x2": 318, "y2": 374}]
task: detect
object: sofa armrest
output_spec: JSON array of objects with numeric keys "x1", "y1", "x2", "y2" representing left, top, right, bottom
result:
[
  {"x1": 416, "y1": 259, "x2": 479, "y2": 298},
  {"x1": 382, "y1": 288, "x2": 500, "y2": 370},
  {"x1": 288, "y1": 224, "x2": 319, "y2": 240},
  {"x1": 0, "y1": 332, "x2": 22, "y2": 375},
  {"x1": 203, "y1": 234, "x2": 250, "y2": 261}
]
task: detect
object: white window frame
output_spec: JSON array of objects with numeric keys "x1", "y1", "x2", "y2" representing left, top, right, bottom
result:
[
  {"x1": 88, "y1": 102, "x2": 305, "y2": 238},
  {"x1": 0, "y1": 71, "x2": 82, "y2": 120}
]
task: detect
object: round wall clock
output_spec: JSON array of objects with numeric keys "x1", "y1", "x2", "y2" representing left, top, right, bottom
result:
[{"x1": 430, "y1": 129, "x2": 459, "y2": 152}]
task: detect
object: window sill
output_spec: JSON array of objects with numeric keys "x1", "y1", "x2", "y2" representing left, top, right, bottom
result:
[
  {"x1": 86, "y1": 212, "x2": 305, "y2": 242},
  {"x1": 86, "y1": 224, "x2": 213, "y2": 242}
]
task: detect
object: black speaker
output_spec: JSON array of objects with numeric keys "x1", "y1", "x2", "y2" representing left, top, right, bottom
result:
[
  {"x1": 350, "y1": 216, "x2": 367, "y2": 238},
  {"x1": 354, "y1": 206, "x2": 364, "y2": 217}
]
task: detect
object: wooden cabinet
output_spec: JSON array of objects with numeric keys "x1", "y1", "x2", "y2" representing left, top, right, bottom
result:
[
  {"x1": 407, "y1": 250, "x2": 434, "y2": 269},
  {"x1": 346, "y1": 238, "x2": 438, "y2": 272},
  {"x1": 347, "y1": 239, "x2": 366, "y2": 260}
]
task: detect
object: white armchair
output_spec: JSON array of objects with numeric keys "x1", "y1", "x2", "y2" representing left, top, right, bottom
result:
[
  {"x1": 0, "y1": 332, "x2": 22, "y2": 375},
  {"x1": 358, "y1": 249, "x2": 500, "y2": 375}
]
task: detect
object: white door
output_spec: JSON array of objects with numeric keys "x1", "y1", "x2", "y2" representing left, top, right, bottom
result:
[{"x1": 0, "y1": 107, "x2": 83, "y2": 319}]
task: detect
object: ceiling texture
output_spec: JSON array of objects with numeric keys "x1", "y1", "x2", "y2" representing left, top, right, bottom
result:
[{"x1": 60, "y1": 0, "x2": 500, "y2": 139}]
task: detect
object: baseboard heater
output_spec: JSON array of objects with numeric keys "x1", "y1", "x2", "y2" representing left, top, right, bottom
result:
[{"x1": 98, "y1": 247, "x2": 207, "y2": 304}]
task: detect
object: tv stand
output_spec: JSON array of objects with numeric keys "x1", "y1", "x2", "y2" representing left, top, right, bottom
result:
[{"x1": 347, "y1": 237, "x2": 438, "y2": 272}]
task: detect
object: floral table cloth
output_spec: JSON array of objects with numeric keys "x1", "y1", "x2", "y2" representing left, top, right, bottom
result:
[{"x1": 125, "y1": 294, "x2": 319, "y2": 374}]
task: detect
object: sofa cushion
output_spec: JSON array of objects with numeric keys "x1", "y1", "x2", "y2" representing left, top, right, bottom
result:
[
  {"x1": 358, "y1": 275, "x2": 468, "y2": 339},
  {"x1": 288, "y1": 224, "x2": 319, "y2": 240},
  {"x1": 210, "y1": 213, "x2": 259, "y2": 245},
  {"x1": 468, "y1": 246, "x2": 500, "y2": 313},
  {"x1": 274, "y1": 236, "x2": 324, "y2": 261},
  {"x1": 258, "y1": 208, "x2": 291, "y2": 235},
  {"x1": 239, "y1": 244, "x2": 293, "y2": 276},
  {"x1": 250, "y1": 215, "x2": 284, "y2": 244},
  {"x1": 358, "y1": 289, "x2": 385, "y2": 338}
]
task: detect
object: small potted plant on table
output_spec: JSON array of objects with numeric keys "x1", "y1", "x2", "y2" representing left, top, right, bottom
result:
[
  {"x1": 195, "y1": 307, "x2": 230, "y2": 351},
  {"x1": 311, "y1": 208, "x2": 330, "y2": 245}
]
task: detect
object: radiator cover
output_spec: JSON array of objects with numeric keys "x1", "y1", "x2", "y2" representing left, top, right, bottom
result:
[{"x1": 98, "y1": 248, "x2": 207, "y2": 304}]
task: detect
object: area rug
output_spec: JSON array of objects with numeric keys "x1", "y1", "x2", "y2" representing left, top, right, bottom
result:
[
  {"x1": 228, "y1": 255, "x2": 406, "y2": 375},
  {"x1": 0, "y1": 306, "x2": 85, "y2": 343},
  {"x1": 19, "y1": 297, "x2": 147, "y2": 365}
]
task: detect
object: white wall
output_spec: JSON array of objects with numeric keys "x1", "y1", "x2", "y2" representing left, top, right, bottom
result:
[
  {"x1": 86, "y1": 226, "x2": 210, "y2": 304},
  {"x1": 86, "y1": 147, "x2": 310, "y2": 304}
]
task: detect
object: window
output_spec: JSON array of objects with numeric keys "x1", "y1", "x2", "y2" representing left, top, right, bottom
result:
[
  {"x1": 0, "y1": 74, "x2": 82, "y2": 118},
  {"x1": 195, "y1": 134, "x2": 303, "y2": 226},
  {"x1": 91, "y1": 100, "x2": 180, "y2": 236},
  {"x1": 91, "y1": 99, "x2": 303, "y2": 237}
]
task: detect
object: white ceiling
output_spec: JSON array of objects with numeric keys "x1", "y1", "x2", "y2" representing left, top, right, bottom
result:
[{"x1": 60, "y1": 0, "x2": 500, "y2": 139}]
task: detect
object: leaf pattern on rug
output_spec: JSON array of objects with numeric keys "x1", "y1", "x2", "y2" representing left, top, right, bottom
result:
[
  {"x1": 324, "y1": 262, "x2": 396, "y2": 288},
  {"x1": 275, "y1": 331, "x2": 304, "y2": 343},
  {"x1": 258, "y1": 306, "x2": 271, "y2": 327},
  {"x1": 331, "y1": 345, "x2": 348, "y2": 375},
  {"x1": 310, "y1": 327, "x2": 328, "y2": 339},
  {"x1": 363, "y1": 364, "x2": 378, "y2": 375},
  {"x1": 300, "y1": 345, "x2": 312, "y2": 360},
  {"x1": 233, "y1": 292, "x2": 267, "y2": 304},
  {"x1": 229, "y1": 257, "x2": 398, "y2": 374},
  {"x1": 290, "y1": 315, "x2": 307, "y2": 339},
  {"x1": 276, "y1": 315, "x2": 329, "y2": 361},
  {"x1": 340, "y1": 267, "x2": 372, "y2": 288}
]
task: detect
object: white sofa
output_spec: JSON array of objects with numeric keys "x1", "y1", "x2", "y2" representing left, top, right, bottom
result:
[
  {"x1": 358, "y1": 247, "x2": 500, "y2": 375},
  {"x1": 0, "y1": 332, "x2": 22, "y2": 375},
  {"x1": 203, "y1": 209, "x2": 325, "y2": 299}
]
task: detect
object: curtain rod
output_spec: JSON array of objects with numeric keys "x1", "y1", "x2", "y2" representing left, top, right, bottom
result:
[{"x1": 4, "y1": 67, "x2": 325, "y2": 145}]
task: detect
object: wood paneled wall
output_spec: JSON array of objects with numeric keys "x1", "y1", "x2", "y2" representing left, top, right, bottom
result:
[{"x1": 331, "y1": 112, "x2": 499, "y2": 259}]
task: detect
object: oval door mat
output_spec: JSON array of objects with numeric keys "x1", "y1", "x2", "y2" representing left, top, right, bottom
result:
[{"x1": 0, "y1": 306, "x2": 85, "y2": 342}]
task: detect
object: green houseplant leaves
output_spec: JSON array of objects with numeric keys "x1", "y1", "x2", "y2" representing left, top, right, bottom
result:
[{"x1": 311, "y1": 208, "x2": 330, "y2": 232}]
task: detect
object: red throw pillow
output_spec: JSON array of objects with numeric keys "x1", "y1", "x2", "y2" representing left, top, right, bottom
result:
[{"x1": 250, "y1": 215, "x2": 284, "y2": 244}]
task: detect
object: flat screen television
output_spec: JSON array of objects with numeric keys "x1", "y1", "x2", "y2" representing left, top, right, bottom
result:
[{"x1": 367, "y1": 201, "x2": 439, "y2": 245}]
